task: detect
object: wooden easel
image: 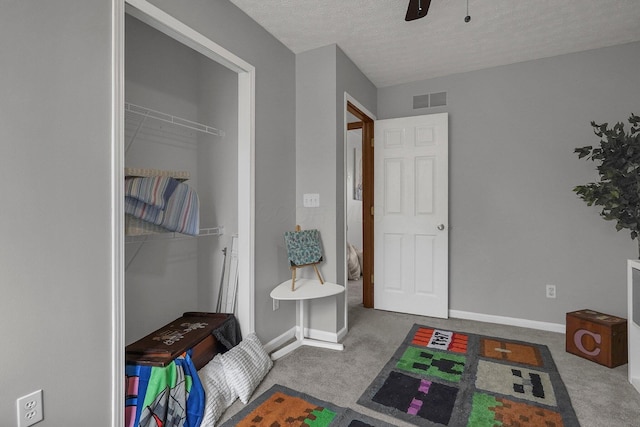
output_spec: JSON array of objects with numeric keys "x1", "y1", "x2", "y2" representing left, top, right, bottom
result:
[{"x1": 290, "y1": 225, "x2": 324, "y2": 291}]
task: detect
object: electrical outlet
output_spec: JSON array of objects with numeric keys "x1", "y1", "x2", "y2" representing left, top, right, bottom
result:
[
  {"x1": 273, "y1": 298, "x2": 279, "y2": 311},
  {"x1": 17, "y1": 390, "x2": 43, "y2": 427},
  {"x1": 546, "y1": 284, "x2": 556, "y2": 299}
]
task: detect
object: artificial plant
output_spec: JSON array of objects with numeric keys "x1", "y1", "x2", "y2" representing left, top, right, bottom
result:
[{"x1": 574, "y1": 113, "x2": 640, "y2": 257}]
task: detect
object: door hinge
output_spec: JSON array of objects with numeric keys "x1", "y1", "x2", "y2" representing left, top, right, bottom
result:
[
  {"x1": 370, "y1": 274, "x2": 374, "y2": 284},
  {"x1": 370, "y1": 206, "x2": 374, "y2": 216},
  {"x1": 371, "y1": 138, "x2": 375, "y2": 148}
]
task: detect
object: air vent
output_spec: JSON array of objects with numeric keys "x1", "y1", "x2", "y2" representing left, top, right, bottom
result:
[
  {"x1": 413, "y1": 94, "x2": 429, "y2": 109},
  {"x1": 413, "y1": 91, "x2": 447, "y2": 109}
]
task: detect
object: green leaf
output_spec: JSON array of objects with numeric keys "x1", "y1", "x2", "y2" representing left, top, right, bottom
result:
[
  {"x1": 574, "y1": 146, "x2": 592, "y2": 159},
  {"x1": 575, "y1": 113, "x2": 640, "y2": 244}
]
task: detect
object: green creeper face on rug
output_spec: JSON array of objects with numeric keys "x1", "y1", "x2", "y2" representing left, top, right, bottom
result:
[{"x1": 396, "y1": 347, "x2": 466, "y2": 383}]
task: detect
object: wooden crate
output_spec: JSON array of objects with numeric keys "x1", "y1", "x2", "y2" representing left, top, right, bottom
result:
[{"x1": 566, "y1": 309, "x2": 627, "y2": 368}]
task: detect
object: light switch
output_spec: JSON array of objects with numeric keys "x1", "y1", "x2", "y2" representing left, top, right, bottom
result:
[{"x1": 303, "y1": 193, "x2": 320, "y2": 207}]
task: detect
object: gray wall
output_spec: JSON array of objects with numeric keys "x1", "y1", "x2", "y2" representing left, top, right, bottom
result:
[
  {"x1": 378, "y1": 42, "x2": 640, "y2": 324},
  {"x1": 125, "y1": 15, "x2": 203, "y2": 343},
  {"x1": 1, "y1": 0, "x2": 296, "y2": 424},
  {"x1": 296, "y1": 45, "x2": 339, "y2": 331},
  {"x1": 147, "y1": 0, "x2": 297, "y2": 342},
  {"x1": 296, "y1": 44, "x2": 376, "y2": 335},
  {"x1": 335, "y1": 46, "x2": 377, "y2": 331},
  {"x1": 0, "y1": 0, "x2": 114, "y2": 424},
  {"x1": 196, "y1": 51, "x2": 240, "y2": 316}
]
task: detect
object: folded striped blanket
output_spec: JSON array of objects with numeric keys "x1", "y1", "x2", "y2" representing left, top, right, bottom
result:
[
  {"x1": 125, "y1": 176, "x2": 179, "y2": 210},
  {"x1": 125, "y1": 176, "x2": 200, "y2": 236}
]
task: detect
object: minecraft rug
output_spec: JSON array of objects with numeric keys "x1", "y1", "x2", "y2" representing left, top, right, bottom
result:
[
  {"x1": 220, "y1": 384, "x2": 395, "y2": 427},
  {"x1": 357, "y1": 324, "x2": 581, "y2": 426}
]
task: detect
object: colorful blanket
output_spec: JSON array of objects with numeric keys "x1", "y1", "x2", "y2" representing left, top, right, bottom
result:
[
  {"x1": 125, "y1": 351, "x2": 205, "y2": 427},
  {"x1": 125, "y1": 176, "x2": 200, "y2": 236}
]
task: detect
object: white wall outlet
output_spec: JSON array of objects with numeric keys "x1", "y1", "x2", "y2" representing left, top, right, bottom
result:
[
  {"x1": 273, "y1": 298, "x2": 279, "y2": 311},
  {"x1": 546, "y1": 284, "x2": 556, "y2": 299},
  {"x1": 17, "y1": 390, "x2": 43, "y2": 427}
]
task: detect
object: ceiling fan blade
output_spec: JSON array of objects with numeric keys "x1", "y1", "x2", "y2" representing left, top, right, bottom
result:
[{"x1": 405, "y1": 0, "x2": 432, "y2": 21}]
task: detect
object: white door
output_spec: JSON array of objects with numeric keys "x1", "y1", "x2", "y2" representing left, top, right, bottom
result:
[{"x1": 374, "y1": 113, "x2": 448, "y2": 318}]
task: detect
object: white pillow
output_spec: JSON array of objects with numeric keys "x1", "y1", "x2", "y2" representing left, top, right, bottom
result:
[
  {"x1": 199, "y1": 354, "x2": 237, "y2": 426},
  {"x1": 220, "y1": 332, "x2": 273, "y2": 404}
]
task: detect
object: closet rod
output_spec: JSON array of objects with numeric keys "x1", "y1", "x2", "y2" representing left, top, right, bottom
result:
[
  {"x1": 125, "y1": 226, "x2": 225, "y2": 244},
  {"x1": 125, "y1": 103, "x2": 224, "y2": 137}
]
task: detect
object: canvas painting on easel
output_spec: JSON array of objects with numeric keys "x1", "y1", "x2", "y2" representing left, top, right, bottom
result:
[{"x1": 284, "y1": 227, "x2": 324, "y2": 290}]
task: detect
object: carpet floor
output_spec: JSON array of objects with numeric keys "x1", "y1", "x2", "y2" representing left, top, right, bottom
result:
[{"x1": 219, "y1": 279, "x2": 640, "y2": 426}]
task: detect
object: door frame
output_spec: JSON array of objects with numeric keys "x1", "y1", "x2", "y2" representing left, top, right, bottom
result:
[
  {"x1": 111, "y1": 1, "x2": 256, "y2": 425},
  {"x1": 344, "y1": 94, "x2": 375, "y2": 310}
]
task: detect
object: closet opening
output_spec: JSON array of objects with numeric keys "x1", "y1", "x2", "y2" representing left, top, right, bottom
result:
[
  {"x1": 123, "y1": 13, "x2": 241, "y2": 343},
  {"x1": 112, "y1": 1, "x2": 255, "y2": 425}
]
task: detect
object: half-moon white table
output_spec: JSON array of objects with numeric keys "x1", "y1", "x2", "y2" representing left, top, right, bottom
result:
[{"x1": 269, "y1": 278, "x2": 345, "y2": 360}]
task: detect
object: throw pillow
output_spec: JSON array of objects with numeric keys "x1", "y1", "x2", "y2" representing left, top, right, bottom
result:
[
  {"x1": 219, "y1": 332, "x2": 273, "y2": 404},
  {"x1": 199, "y1": 354, "x2": 237, "y2": 426}
]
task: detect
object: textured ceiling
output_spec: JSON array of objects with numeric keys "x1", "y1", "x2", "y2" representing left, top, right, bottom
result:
[{"x1": 228, "y1": 0, "x2": 640, "y2": 88}]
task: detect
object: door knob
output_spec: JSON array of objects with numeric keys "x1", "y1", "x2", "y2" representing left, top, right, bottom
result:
[{"x1": 437, "y1": 224, "x2": 445, "y2": 230}]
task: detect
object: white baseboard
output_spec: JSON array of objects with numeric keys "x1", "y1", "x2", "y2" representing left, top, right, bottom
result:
[
  {"x1": 304, "y1": 326, "x2": 341, "y2": 343},
  {"x1": 336, "y1": 325, "x2": 348, "y2": 342},
  {"x1": 449, "y1": 309, "x2": 566, "y2": 334},
  {"x1": 265, "y1": 311, "x2": 564, "y2": 354},
  {"x1": 264, "y1": 324, "x2": 346, "y2": 355},
  {"x1": 263, "y1": 326, "x2": 296, "y2": 354}
]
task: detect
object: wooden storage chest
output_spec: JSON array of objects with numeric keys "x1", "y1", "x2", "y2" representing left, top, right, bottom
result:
[
  {"x1": 566, "y1": 309, "x2": 627, "y2": 368},
  {"x1": 125, "y1": 312, "x2": 232, "y2": 369}
]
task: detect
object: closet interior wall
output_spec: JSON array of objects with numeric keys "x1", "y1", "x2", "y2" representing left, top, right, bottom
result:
[{"x1": 124, "y1": 15, "x2": 238, "y2": 344}]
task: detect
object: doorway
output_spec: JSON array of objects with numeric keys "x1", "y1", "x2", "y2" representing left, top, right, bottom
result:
[
  {"x1": 345, "y1": 99, "x2": 374, "y2": 308},
  {"x1": 343, "y1": 102, "x2": 449, "y2": 319}
]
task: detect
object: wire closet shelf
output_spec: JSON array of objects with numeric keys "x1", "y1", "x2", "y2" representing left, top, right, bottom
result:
[{"x1": 125, "y1": 102, "x2": 225, "y2": 137}]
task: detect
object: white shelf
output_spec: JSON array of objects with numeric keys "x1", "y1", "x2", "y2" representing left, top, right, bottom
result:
[
  {"x1": 125, "y1": 167, "x2": 190, "y2": 181},
  {"x1": 125, "y1": 226, "x2": 224, "y2": 244},
  {"x1": 125, "y1": 102, "x2": 224, "y2": 137},
  {"x1": 270, "y1": 279, "x2": 344, "y2": 301}
]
